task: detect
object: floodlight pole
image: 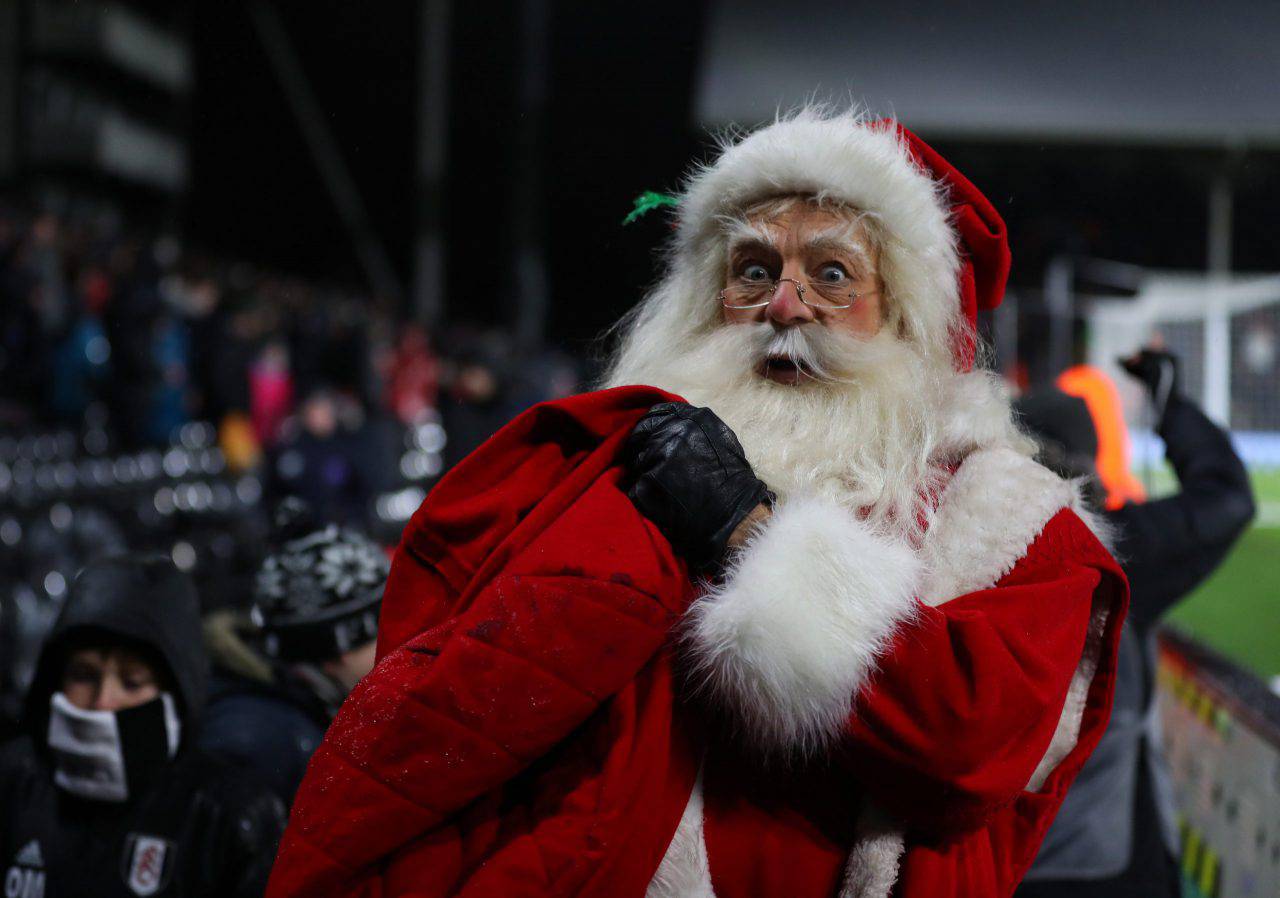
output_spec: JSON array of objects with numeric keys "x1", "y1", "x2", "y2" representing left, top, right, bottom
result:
[
  {"x1": 511, "y1": 0, "x2": 550, "y2": 348},
  {"x1": 414, "y1": 0, "x2": 450, "y2": 327},
  {"x1": 1203, "y1": 163, "x2": 1233, "y2": 426},
  {"x1": 1044, "y1": 255, "x2": 1074, "y2": 378},
  {"x1": 994, "y1": 290, "x2": 1018, "y2": 377},
  {"x1": 249, "y1": 2, "x2": 405, "y2": 305}
]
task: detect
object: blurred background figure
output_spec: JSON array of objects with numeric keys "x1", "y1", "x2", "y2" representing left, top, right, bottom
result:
[
  {"x1": 249, "y1": 340, "x2": 294, "y2": 452},
  {"x1": 1015, "y1": 347, "x2": 1255, "y2": 898},
  {"x1": 439, "y1": 331, "x2": 520, "y2": 470},
  {"x1": 49, "y1": 262, "x2": 112, "y2": 427},
  {"x1": 147, "y1": 303, "x2": 192, "y2": 446},
  {"x1": 200, "y1": 499, "x2": 388, "y2": 806},
  {"x1": 267, "y1": 385, "x2": 369, "y2": 526},
  {"x1": 384, "y1": 323, "x2": 441, "y2": 427},
  {"x1": 0, "y1": 555, "x2": 285, "y2": 898},
  {"x1": 1054, "y1": 362, "x2": 1148, "y2": 511}
]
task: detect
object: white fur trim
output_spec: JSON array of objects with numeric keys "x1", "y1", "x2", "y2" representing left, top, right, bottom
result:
[
  {"x1": 1025, "y1": 589, "x2": 1111, "y2": 792},
  {"x1": 920, "y1": 447, "x2": 1074, "y2": 606},
  {"x1": 647, "y1": 769, "x2": 714, "y2": 898},
  {"x1": 684, "y1": 495, "x2": 922, "y2": 754},
  {"x1": 840, "y1": 804, "x2": 906, "y2": 898}
]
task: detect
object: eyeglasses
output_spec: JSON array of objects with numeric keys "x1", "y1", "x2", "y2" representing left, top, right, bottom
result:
[{"x1": 719, "y1": 276, "x2": 880, "y2": 311}]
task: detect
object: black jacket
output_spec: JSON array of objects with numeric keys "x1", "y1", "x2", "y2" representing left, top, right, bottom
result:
[
  {"x1": 197, "y1": 610, "x2": 335, "y2": 806},
  {"x1": 200, "y1": 665, "x2": 332, "y2": 806},
  {"x1": 1109, "y1": 393, "x2": 1256, "y2": 638},
  {"x1": 0, "y1": 556, "x2": 287, "y2": 898},
  {"x1": 1023, "y1": 393, "x2": 1254, "y2": 891},
  {"x1": 0, "y1": 735, "x2": 285, "y2": 898}
]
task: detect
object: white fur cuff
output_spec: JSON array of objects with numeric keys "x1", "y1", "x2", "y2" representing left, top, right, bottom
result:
[{"x1": 683, "y1": 495, "x2": 922, "y2": 753}]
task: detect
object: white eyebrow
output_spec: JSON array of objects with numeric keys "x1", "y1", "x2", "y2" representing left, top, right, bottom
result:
[
  {"x1": 721, "y1": 212, "x2": 875, "y2": 273},
  {"x1": 722, "y1": 215, "x2": 781, "y2": 252},
  {"x1": 803, "y1": 222, "x2": 872, "y2": 266}
]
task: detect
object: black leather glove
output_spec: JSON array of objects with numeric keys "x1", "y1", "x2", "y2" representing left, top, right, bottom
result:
[
  {"x1": 622, "y1": 402, "x2": 773, "y2": 570},
  {"x1": 1120, "y1": 348, "x2": 1180, "y2": 420}
]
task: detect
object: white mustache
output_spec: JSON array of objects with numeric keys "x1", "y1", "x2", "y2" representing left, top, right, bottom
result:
[{"x1": 751, "y1": 325, "x2": 863, "y2": 384}]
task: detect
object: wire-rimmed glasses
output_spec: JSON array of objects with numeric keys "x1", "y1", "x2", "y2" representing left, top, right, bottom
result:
[{"x1": 719, "y1": 276, "x2": 879, "y2": 311}]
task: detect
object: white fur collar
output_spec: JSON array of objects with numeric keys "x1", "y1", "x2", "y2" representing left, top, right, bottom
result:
[{"x1": 920, "y1": 447, "x2": 1073, "y2": 605}]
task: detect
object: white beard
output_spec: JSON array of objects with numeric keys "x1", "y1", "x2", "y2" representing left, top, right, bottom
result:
[{"x1": 610, "y1": 322, "x2": 956, "y2": 540}]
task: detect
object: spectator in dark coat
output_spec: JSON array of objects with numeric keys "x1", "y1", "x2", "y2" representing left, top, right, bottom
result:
[
  {"x1": 200, "y1": 610, "x2": 332, "y2": 807},
  {"x1": 0, "y1": 555, "x2": 286, "y2": 898},
  {"x1": 440, "y1": 346, "x2": 519, "y2": 470},
  {"x1": 1016, "y1": 348, "x2": 1256, "y2": 898},
  {"x1": 268, "y1": 387, "x2": 370, "y2": 526},
  {"x1": 199, "y1": 500, "x2": 388, "y2": 805}
]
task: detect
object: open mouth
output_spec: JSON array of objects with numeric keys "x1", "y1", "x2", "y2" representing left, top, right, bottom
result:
[{"x1": 760, "y1": 355, "x2": 807, "y2": 383}]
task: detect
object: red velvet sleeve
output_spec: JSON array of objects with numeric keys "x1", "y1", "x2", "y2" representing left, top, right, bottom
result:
[
  {"x1": 268, "y1": 510, "x2": 687, "y2": 896},
  {"x1": 376, "y1": 385, "x2": 683, "y2": 658},
  {"x1": 844, "y1": 508, "x2": 1128, "y2": 835},
  {"x1": 267, "y1": 388, "x2": 690, "y2": 898}
]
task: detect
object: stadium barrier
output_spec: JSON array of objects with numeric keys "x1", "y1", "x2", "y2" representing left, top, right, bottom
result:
[{"x1": 1158, "y1": 628, "x2": 1280, "y2": 897}]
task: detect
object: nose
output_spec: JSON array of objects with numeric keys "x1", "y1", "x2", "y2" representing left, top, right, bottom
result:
[
  {"x1": 765, "y1": 277, "x2": 815, "y2": 326},
  {"x1": 92, "y1": 677, "x2": 128, "y2": 713}
]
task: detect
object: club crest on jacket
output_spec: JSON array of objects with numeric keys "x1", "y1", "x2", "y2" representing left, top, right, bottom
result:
[{"x1": 120, "y1": 833, "x2": 175, "y2": 897}]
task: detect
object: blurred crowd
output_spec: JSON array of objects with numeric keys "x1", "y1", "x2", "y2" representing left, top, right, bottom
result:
[
  {"x1": 0, "y1": 201, "x2": 580, "y2": 499},
  {"x1": 0, "y1": 200, "x2": 581, "y2": 731}
]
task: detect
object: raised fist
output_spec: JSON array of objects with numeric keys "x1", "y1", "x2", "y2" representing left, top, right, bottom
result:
[{"x1": 1119, "y1": 347, "x2": 1180, "y2": 419}]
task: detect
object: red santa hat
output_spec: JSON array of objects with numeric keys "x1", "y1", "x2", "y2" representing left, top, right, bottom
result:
[{"x1": 671, "y1": 108, "x2": 1011, "y2": 371}]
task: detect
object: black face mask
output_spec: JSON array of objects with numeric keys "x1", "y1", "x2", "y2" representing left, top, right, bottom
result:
[{"x1": 47, "y1": 692, "x2": 181, "y2": 802}]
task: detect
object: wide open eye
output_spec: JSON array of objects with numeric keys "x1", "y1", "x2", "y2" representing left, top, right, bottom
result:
[
  {"x1": 815, "y1": 263, "x2": 849, "y2": 284},
  {"x1": 738, "y1": 263, "x2": 771, "y2": 282}
]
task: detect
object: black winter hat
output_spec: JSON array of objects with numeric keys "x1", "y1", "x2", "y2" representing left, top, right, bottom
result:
[
  {"x1": 1015, "y1": 387, "x2": 1099, "y2": 463},
  {"x1": 251, "y1": 499, "x2": 389, "y2": 663}
]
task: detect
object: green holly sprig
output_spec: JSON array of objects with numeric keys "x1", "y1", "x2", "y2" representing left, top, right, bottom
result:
[{"x1": 622, "y1": 190, "x2": 680, "y2": 225}]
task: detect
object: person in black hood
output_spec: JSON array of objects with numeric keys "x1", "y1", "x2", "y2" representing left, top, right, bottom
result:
[{"x1": 0, "y1": 554, "x2": 286, "y2": 898}]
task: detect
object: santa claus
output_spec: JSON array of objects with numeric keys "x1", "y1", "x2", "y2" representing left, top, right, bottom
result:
[{"x1": 266, "y1": 109, "x2": 1127, "y2": 898}]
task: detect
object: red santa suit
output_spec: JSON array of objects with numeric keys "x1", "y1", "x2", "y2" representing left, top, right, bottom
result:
[{"x1": 266, "y1": 114, "x2": 1127, "y2": 898}]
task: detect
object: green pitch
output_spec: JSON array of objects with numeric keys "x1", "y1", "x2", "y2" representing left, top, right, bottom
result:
[{"x1": 1164, "y1": 470, "x2": 1280, "y2": 678}]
